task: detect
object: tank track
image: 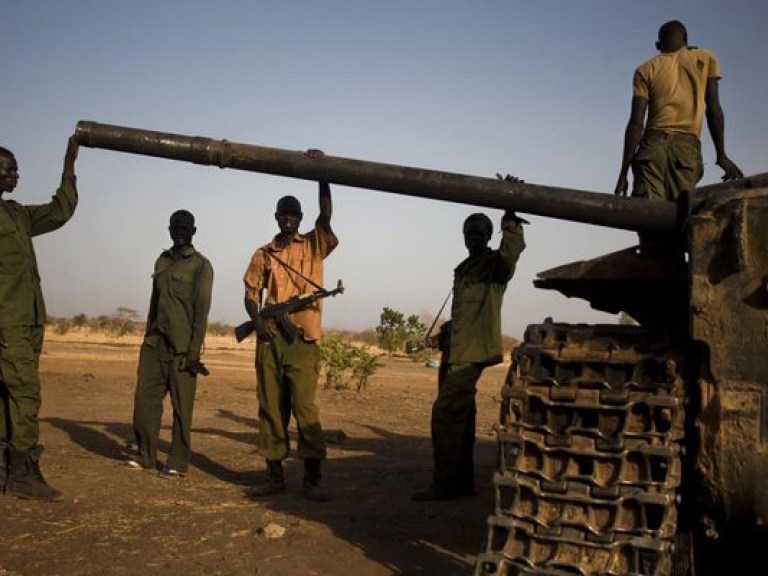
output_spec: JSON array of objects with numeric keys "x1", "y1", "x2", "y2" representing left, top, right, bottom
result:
[{"x1": 475, "y1": 321, "x2": 686, "y2": 576}]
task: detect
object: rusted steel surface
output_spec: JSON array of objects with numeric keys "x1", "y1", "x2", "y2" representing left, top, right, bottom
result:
[
  {"x1": 476, "y1": 322, "x2": 684, "y2": 576},
  {"x1": 687, "y1": 187, "x2": 768, "y2": 532},
  {"x1": 75, "y1": 120, "x2": 679, "y2": 233}
]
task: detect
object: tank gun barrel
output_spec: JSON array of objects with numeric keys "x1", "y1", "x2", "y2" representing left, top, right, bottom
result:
[{"x1": 76, "y1": 120, "x2": 679, "y2": 233}]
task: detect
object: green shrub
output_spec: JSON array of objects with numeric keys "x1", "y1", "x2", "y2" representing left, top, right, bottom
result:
[
  {"x1": 319, "y1": 333, "x2": 384, "y2": 392},
  {"x1": 206, "y1": 321, "x2": 233, "y2": 337},
  {"x1": 351, "y1": 347, "x2": 384, "y2": 392}
]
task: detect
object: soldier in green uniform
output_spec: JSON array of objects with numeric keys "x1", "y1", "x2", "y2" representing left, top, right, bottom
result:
[
  {"x1": 0, "y1": 135, "x2": 79, "y2": 501},
  {"x1": 413, "y1": 210, "x2": 526, "y2": 501},
  {"x1": 128, "y1": 210, "x2": 214, "y2": 478}
]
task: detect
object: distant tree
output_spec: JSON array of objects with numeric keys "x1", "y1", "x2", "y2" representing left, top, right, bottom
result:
[
  {"x1": 355, "y1": 328, "x2": 379, "y2": 347},
  {"x1": 403, "y1": 314, "x2": 426, "y2": 352},
  {"x1": 206, "y1": 321, "x2": 233, "y2": 336},
  {"x1": 115, "y1": 307, "x2": 140, "y2": 320},
  {"x1": 375, "y1": 307, "x2": 428, "y2": 357},
  {"x1": 376, "y1": 307, "x2": 406, "y2": 357},
  {"x1": 72, "y1": 313, "x2": 88, "y2": 328},
  {"x1": 91, "y1": 315, "x2": 111, "y2": 332},
  {"x1": 100, "y1": 307, "x2": 142, "y2": 337},
  {"x1": 53, "y1": 318, "x2": 71, "y2": 335}
]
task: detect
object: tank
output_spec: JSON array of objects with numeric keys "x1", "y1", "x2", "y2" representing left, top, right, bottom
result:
[{"x1": 76, "y1": 120, "x2": 768, "y2": 576}]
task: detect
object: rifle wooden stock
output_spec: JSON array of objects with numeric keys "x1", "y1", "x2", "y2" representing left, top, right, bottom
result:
[{"x1": 234, "y1": 320, "x2": 256, "y2": 343}]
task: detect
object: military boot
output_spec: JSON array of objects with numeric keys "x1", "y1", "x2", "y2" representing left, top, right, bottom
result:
[
  {"x1": 0, "y1": 442, "x2": 8, "y2": 495},
  {"x1": 6, "y1": 445, "x2": 64, "y2": 502},
  {"x1": 303, "y1": 458, "x2": 330, "y2": 502},
  {"x1": 246, "y1": 460, "x2": 286, "y2": 497}
]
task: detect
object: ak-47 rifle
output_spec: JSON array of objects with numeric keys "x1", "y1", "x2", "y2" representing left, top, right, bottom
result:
[{"x1": 234, "y1": 280, "x2": 345, "y2": 343}]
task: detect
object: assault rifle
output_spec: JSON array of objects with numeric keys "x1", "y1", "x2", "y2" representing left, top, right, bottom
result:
[{"x1": 234, "y1": 280, "x2": 345, "y2": 343}]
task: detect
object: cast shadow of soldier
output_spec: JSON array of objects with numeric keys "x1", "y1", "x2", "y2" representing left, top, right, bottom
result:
[
  {"x1": 246, "y1": 421, "x2": 497, "y2": 576},
  {"x1": 42, "y1": 413, "x2": 257, "y2": 485},
  {"x1": 43, "y1": 404, "x2": 496, "y2": 575}
]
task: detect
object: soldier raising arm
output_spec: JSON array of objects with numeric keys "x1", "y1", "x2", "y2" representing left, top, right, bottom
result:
[{"x1": 0, "y1": 134, "x2": 79, "y2": 502}]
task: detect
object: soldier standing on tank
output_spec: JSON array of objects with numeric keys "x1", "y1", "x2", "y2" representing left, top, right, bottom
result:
[
  {"x1": 413, "y1": 209, "x2": 526, "y2": 501},
  {"x1": 614, "y1": 20, "x2": 742, "y2": 201},
  {"x1": 128, "y1": 210, "x2": 214, "y2": 478},
  {"x1": 243, "y1": 149, "x2": 338, "y2": 502},
  {"x1": 0, "y1": 135, "x2": 79, "y2": 502}
]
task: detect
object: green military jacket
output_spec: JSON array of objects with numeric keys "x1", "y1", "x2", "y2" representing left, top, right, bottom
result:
[
  {"x1": 143, "y1": 245, "x2": 214, "y2": 356},
  {"x1": 0, "y1": 174, "x2": 78, "y2": 327},
  {"x1": 448, "y1": 216, "x2": 525, "y2": 365}
]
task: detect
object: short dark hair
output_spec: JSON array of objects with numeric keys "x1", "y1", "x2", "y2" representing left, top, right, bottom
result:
[
  {"x1": 276, "y1": 195, "x2": 302, "y2": 214},
  {"x1": 0, "y1": 146, "x2": 15, "y2": 161},
  {"x1": 463, "y1": 213, "x2": 493, "y2": 238},
  {"x1": 169, "y1": 209, "x2": 195, "y2": 228},
  {"x1": 658, "y1": 20, "x2": 687, "y2": 44}
]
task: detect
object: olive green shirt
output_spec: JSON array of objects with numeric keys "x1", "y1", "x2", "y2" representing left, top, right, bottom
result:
[
  {"x1": 0, "y1": 173, "x2": 78, "y2": 327},
  {"x1": 448, "y1": 216, "x2": 525, "y2": 365},
  {"x1": 143, "y1": 245, "x2": 214, "y2": 355}
]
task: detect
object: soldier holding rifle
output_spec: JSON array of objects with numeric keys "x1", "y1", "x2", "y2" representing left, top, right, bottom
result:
[{"x1": 243, "y1": 149, "x2": 338, "y2": 502}]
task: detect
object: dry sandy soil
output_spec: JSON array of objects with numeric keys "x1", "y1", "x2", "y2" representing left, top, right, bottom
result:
[{"x1": 0, "y1": 332, "x2": 511, "y2": 576}]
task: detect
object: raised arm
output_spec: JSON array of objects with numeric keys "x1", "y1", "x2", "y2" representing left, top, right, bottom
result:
[
  {"x1": 29, "y1": 134, "x2": 80, "y2": 236},
  {"x1": 318, "y1": 180, "x2": 332, "y2": 226},
  {"x1": 495, "y1": 210, "x2": 527, "y2": 282},
  {"x1": 304, "y1": 148, "x2": 332, "y2": 229},
  {"x1": 63, "y1": 133, "x2": 79, "y2": 181}
]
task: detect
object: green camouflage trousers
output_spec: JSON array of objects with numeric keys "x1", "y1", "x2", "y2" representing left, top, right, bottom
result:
[
  {"x1": 632, "y1": 129, "x2": 703, "y2": 201},
  {"x1": 0, "y1": 325, "x2": 45, "y2": 452}
]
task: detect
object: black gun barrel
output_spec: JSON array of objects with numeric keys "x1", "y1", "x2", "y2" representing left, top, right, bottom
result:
[{"x1": 76, "y1": 120, "x2": 680, "y2": 233}]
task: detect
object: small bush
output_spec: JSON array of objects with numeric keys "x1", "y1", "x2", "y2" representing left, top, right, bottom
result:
[
  {"x1": 351, "y1": 347, "x2": 384, "y2": 392},
  {"x1": 207, "y1": 321, "x2": 233, "y2": 337},
  {"x1": 53, "y1": 319, "x2": 71, "y2": 335},
  {"x1": 320, "y1": 333, "x2": 384, "y2": 393}
]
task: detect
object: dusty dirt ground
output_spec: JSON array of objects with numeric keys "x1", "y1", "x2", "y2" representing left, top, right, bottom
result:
[{"x1": 0, "y1": 332, "x2": 510, "y2": 576}]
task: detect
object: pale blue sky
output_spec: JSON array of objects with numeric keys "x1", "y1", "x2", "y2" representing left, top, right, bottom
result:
[{"x1": 3, "y1": 1, "x2": 767, "y2": 336}]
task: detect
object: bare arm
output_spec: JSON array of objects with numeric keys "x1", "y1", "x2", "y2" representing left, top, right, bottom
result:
[
  {"x1": 705, "y1": 77, "x2": 743, "y2": 181},
  {"x1": 614, "y1": 96, "x2": 648, "y2": 196},
  {"x1": 318, "y1": 180, "x2": 332, "y2": 227},
  {"x1": 304, "y1": 148, "x2": 332, "y2": 228}
]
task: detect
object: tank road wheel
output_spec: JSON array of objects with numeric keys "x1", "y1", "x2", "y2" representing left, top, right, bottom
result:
[{"x1": 475, "y1": 321, "x2": 686, "y2": 576}]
